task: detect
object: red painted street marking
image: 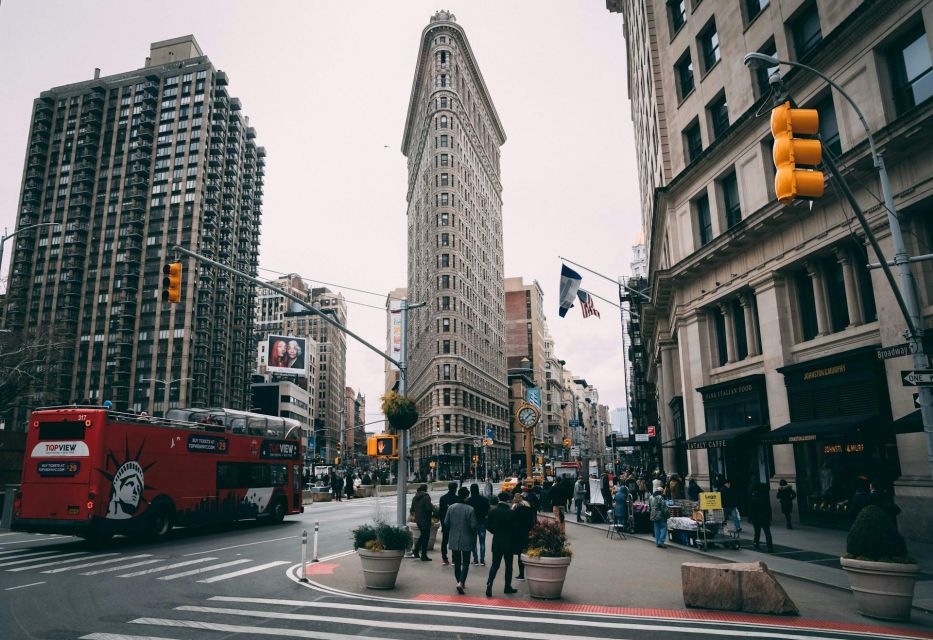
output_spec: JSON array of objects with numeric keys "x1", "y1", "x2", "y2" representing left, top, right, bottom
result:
[
  {"x1": 411, "y1": 594, "x2": 933, "y2": 639},
  {"x1": 303, "y1": 562, "x2": 340, "y2": 576}
]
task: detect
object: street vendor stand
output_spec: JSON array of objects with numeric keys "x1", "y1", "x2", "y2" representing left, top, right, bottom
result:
[{"x1": 667, "y1": 492, "x2": 740, "y2": 550}]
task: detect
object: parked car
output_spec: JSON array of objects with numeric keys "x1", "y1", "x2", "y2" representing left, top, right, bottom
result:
[{"x1": 501, "y1": 477, "x2": 520, "y2": 493}]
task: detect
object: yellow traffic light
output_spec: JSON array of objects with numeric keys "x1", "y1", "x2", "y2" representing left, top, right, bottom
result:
[
  {"x1": 563, "y1": 438, "x2": 571, "y2": 447},
  {"x1": 429, "y1": 461, "x2": 436, "y2": 469},
  {"x1": 336, "y1": 442, "x2": 342, "y2": 452},
  {"x1": 472, "y1": 455, "x2": 479, "y2": 463},
  {"x1": 334, "y1": 456, "x2": 341, "y2": 465},
  {"x1": 162, "y1": 262, "x2": 182, "y2": 303},
  {"x1": 771, "y1": 101, "x2": 824, "y2": 204}
]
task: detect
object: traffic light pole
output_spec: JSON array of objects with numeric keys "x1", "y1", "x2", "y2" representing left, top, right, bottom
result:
[
  {"x1": 171, "y1": 245, "x2": 422, "y2": 525},
  {"x1": 751, "y1": 55, "x2": 933, "y2": 478}
]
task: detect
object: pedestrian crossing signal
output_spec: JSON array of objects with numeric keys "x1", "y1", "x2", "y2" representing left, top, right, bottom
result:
[{"x1": 368, "y1": 435, "x2": 397, "y2": 459}]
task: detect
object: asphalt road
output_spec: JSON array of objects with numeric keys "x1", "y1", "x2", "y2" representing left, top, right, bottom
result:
[{"x1": 1, "y1": 491, "x2": 925, "y2": 639}]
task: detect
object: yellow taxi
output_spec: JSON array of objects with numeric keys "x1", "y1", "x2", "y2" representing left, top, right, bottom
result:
[{"x1": 501, "y1": 477, "x2": 521, "y2": 493}]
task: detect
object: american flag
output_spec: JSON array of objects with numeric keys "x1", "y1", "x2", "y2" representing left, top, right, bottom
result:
[{"x1": 576, "y1": 290, "x2": 600, "y2": 319}]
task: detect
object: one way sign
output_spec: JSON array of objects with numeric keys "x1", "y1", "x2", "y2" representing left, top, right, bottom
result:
[{"x1": 901, "y1": 370, "x2": 933, "y2": 386}]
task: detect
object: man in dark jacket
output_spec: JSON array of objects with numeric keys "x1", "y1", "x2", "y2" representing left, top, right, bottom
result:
[
  {"x1": 600, "y1": 472, "x2": 612, "y2": 506},
  {"x1": 438, "y1": 481, "x2": 458, "y2": 565},
  {"x1": 511, "y1": 492, "x2": 537, "y2": 581},
  {"x1": 468, "y1": 483, "x2": 490, "y2": 565},
  {"x1": 410, "y1": 484, "x2": 434, "y2": 561},
  {"x1": 748, "y1": 482, "x2": 774, "y2": 552},
  {"x1": 485, "y1": 491, "x2": 518, "y2": 597},
  {"x1": 331, "y1": 474, "x2": 344, "y2": 502}
]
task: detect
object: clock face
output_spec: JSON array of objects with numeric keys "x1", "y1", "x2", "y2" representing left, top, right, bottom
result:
[{"x1": 518, "y1": 407, "x2": 538, "y2": 427}]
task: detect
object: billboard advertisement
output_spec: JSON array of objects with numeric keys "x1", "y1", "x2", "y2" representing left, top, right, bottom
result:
[{"x1": 267, "y1": 335, "x2": 308, "y2": 376}]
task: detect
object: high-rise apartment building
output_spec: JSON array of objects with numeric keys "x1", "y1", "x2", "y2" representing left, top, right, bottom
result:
[
  {"x1": 402, "y1": 11, "x2": 509, "y2": 477},
  {"x1": 612, "y1": 0, "x2": 933, "y2": 541},
  {"x1": 3, "y1": 35, "x2": 263, "y2": 423}
]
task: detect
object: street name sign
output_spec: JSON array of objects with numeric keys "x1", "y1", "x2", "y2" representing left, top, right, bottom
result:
[
  {"x1": 902, "y1": 370, "x2": 933, "y2": 386},
  {"x1": 877, "y1": 343, "x2": 918, "y2": 360},
  {"x1": 634, "y1": 433, "x2": 649, "y2": 443}
]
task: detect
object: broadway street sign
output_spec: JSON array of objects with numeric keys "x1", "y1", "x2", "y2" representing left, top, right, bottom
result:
[{"x1": 877, "y1": 343, "x2": 918, "y2": 360}]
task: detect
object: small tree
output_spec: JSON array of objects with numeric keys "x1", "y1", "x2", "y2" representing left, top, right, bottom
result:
[
  {"x1": 846, "y1": 505, "x2": 911, "y2": 563},
  {"x1": 381, "y1": 390, "x2": 418, "y2": 430},
  {"x1": 525, "y1": 519, "x2": 572, "y2": 558}
]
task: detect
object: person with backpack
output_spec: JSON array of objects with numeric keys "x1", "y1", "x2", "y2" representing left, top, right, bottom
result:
[
  {"x1": 648, "y1": 486, "x2": 669, "y2": 548},
  {"x1": 776, "y1": 479, "x2": 797, "y2": 529}
]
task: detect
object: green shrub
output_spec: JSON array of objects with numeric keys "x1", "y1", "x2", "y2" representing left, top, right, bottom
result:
[
  {"x1": 352, "y1": 521, "x2": 411, "y2": 552},
  {"x1": 525, "y1": 519, "x2": 571, "y2": 558},
  {"x1": 846, "y1": 505, "x2": 911, "y2": 563},
  {"x1": 381, "y1": 391, "x2": 418, "y2": 430}
]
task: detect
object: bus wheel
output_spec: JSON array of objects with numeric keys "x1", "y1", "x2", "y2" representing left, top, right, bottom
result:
[
  {"x1": 148, "y1": 503, "x2": 175, "y2": 539},
  {"x1": 268, "y1": 498, "x2": 286, "y2": 524}
]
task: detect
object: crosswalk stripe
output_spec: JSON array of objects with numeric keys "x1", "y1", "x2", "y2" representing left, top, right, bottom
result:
[
  {"x1": 130, "y1": 618, "x2": 397, "y2": 640},
  {"x1": 196, "y1": 561, "x2": 289, "y2": 584},
  {"x1": 81, "y1": 559, "x2": 164, "y2": 576},
  {"x1": 42, "y1": 554, "x2": 153, "y2": 574},
  {"x1": 157, "y1": 559, "x2": 251, "y2": 581},
  {"x1": 117, "y1": 557, "x2": 219, "y2": 578},
  {"x1": 0, "y1": 536, "x2": 66, "y2": 546},
  {"x1": 174, "y1": 606, "x2": 837, "y2": 640},
  {"x1": 3, "y1": 551, "x2": 91, "y2": 570},
  {"x1": 81, "y1": 634, "x2": 183, "y2": 640},
  {"x1": 0, "y1": 550, "x2": 61, "y2": 566}
]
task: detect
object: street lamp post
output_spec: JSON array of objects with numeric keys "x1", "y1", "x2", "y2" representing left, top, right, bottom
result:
[
  {"x1": 744, "y1": 52, "x2": 933, "y2": 477},
  {"x1": 139, "y1": 377, "x2": 193, "y2": 416}
]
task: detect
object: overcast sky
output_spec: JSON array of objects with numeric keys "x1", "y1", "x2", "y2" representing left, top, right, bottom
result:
[{"x1": 0, "y1": 1, "x2": 641, "y2": 423}]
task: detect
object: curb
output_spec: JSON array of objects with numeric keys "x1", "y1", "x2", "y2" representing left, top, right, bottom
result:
[{"x1": 553, "y1": 515, "x2": 933, "y2": 616}]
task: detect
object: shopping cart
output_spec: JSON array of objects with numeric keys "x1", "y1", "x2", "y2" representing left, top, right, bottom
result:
[{"x1": 695, "y1": 507, "x2": 741, "y2": 550}]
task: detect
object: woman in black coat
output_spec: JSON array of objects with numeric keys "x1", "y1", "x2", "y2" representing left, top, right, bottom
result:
[{"x1": 748, "y1": 482, "x2": 774, "y2": 553}]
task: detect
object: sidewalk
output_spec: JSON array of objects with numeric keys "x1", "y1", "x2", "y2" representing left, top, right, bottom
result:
[{"x1": 301, "y1": 512, "x2": 933, "y2": 634}]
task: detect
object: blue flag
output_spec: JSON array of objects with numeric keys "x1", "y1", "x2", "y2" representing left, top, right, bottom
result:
[{"x1": 558, "y1": 264, "x2": 582, "y2": 317}]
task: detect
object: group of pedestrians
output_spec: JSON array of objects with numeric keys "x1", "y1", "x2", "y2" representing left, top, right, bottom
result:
[{"x1": 409, "y1": 481, "x2": 538, "y2": 596}]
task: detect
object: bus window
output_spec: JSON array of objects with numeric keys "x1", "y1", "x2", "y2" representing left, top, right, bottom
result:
[{"x1": 217, "y1": 462, "x2": 289, "y2": 489}]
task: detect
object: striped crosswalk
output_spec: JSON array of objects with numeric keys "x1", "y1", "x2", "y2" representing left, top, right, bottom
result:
[
  {"x1": 73, "y1": 594, "x2": 922, "y2": 640},
  {"x1": 0, "y1": 540, "x2": 289, "y2": 586}
]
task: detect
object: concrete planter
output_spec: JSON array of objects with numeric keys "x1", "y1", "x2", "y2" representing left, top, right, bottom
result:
[
  {"x1": 408, "y1": 522, "x2": 441, "y2": 551},
  {"x1": 520, "y1": 554, "x2": 572, "y2": 599},
  {"x1": 354, "y1": 485, "x2": 374, "y2": 498},
  {"x1": 840, "y1": 557, "x2": 920, "y2": 621},
  {"x1": 358, "y1": 548, "x2": 405, "y2": 590}
]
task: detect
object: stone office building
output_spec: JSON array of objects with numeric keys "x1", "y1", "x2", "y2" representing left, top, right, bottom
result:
[
  {"x1": 401, "y1": 11, "x2": 510, "y2": 477},
  {"x1": 611, "y1": 0, "x2": 933, "y2": 540}
]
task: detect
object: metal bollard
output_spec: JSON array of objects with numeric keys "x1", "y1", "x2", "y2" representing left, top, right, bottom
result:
[
  {"x1": 299, "y1": 529, "x2": 308, "y2": 582},
  {"x1": 312, "y1": 520, "x2": 320, "y2": 562}
]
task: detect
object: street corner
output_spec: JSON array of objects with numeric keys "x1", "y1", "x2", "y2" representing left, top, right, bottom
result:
[{"x1": 302, "y1": 561, "x2": 340, "y2": 577}]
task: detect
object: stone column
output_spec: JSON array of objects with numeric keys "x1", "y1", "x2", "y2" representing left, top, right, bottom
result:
[
  {"x1": 659, "y1": 341, "x2": 678, "y2": 475},
  {"x1": 717, "y1": 301, "x2": 737, "y2": 363},
  {"x1": 834, "y1": 246, "x2": 863, "y2": 327},
  {"x1": 738, "y1": 292, "x2": 760, "y2": 356},
  {"x1": 804, "y1": 260, "x2": 830, "y2": 336},
  {"x1": 677, "y1": 311, "x2": 713, "y2": 486}
]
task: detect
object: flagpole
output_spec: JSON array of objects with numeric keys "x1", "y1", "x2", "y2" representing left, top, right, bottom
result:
[
  {"x1": 559, "y1": 256, "x2": 651, "y2": 301},
  {"x1": 580, "y1": 288, "x2": 622, "y2": 310}
]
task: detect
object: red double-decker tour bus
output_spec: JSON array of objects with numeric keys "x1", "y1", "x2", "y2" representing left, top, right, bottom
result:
[{"x1": 13, "y1": 406, "x2": 304, "y2": 541}]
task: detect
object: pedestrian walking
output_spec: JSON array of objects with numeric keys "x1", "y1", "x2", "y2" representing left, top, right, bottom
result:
[
  {"x1": 444, "y1": 486, "x2": 477, "y2": 594},
  {"x1": 511, "y1": 492, "x2": 536, "y2": 581},
  {"x1": 648, "y1": 486, "x2": 669, "y2": 548},
  {"x1": 651, "y1": 471, "x2": 663, "y2": 494},
  {"x1": 776, "y1": 479, "x2": 797, "y2": 529},
  {"x1": 720, "y1": 478, "x2": 742, "y2": 532},
  {"x1": 409, "y1": 484, "x2": 433, "y2": 561},
  {"x1": 613, "y1": 482, "x2": 629, "y2": 530},
  {"x1": 438, "y1": 481, "x2": 458, "y2": 565},
  {"x1": 484, "y1": 477, "x2": 494, "y2": 499},
  {"x1": 550, "y1": 480, "x2": 567, "y2": 533},
  {"x1": 749, "y1": 482, "x2": 774, "y2": 553},
  {"x1": 600, "y1": 472, "x2": 612, "y2": 506},
  {"x1": 468, "y1": 483, "x2": 490, "y2": 566},
  {"x1": 573, "y1": 476, "x2": 587, "y2": 522},
  {"x1": 686, "y1": 476, "x2": 702, "y2": 502},
  {"x1": 344, "y1": 474, "x2": 355, "y2": 500},
  {"x1": 331, "y1": 474, "x2": 344, "y2": 502},
  {"x1": 485, "y1": 491, "x2": 518, "y2": 597}
]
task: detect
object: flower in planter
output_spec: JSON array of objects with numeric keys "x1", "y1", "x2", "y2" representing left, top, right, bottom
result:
[
  {"x1": 525, "y1": 519, "x2": 572, "y2": 558},
  {"x1": 381, "y1": 391, "x2": 418, "y2": 431},
  {"x1": 352, "y1": 521, "x2": 411, "y2": 552},
  {"x1": 845, "y1": 505, "x2": 914, "y2": 564}
]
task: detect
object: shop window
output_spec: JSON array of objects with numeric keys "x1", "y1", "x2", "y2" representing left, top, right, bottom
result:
[
  {"x1": 789, "y1": 2, "x2": 822, "y2": 60},
  {"x1": 675, "y1": 50, "x2": 695, "y2": 101},
  {"x1": 887, "y1": 22, "x2": 933, "y2": 115},
  {"x1": 794, "y1": 268, "x2": 819, "y2": 341}
]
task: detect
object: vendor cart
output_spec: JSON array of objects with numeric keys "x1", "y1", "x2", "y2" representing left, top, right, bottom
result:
[{"x1": 695, "y1": 508, "x2": 741, "y2": 550}]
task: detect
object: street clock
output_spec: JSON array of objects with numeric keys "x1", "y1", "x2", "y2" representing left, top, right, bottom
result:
[{"x1": 517, "y1": 403, "x2": 541, "y2": 429}]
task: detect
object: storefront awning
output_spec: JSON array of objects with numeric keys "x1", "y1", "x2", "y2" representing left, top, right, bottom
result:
[
  {"x1": 892, "y1": 410, "x2": 924, "y2": 434},
  {"x1": 685, "y1": 425, "x2": 760, "y2": 450},
  {"x1": 760, "y1": 414, "x2": 878, "y2": 445}
]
